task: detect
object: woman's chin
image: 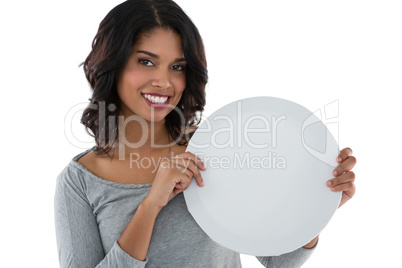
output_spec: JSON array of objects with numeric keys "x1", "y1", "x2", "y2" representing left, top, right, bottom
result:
[{"x1": 143, "y1": 114, "x2": 167, "y2": 124}]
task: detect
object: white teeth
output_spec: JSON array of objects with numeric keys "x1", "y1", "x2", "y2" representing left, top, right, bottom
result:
[{"x1": 144, "y1": 94, "x2": 168, "y2": 104}]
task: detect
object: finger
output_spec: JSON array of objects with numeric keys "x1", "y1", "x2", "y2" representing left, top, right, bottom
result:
[
  {"x1": 174, "y1": 182, "x2": 183, "y2": 189},
  {"x1": 174, "y1": 187, "x2": 182, "y2": 195},
  {"x1": 182, "y1": 159, "x2": 204, "y2": 187},
  {"x1": 330, "y1": 181, "x2": 356, "y2": 196},
  {"x1": 176, "y1": 152, "x2": 206, "y2": 171},
  {"x1": 177, "y1": 157, "x2": 204, "y2": 187},
  {"x1": 173, "y1": 168, "x2": 196, "y2": 194},
  {"x1": 336, "y1": 147, "x2": 353, "y2": 163},
  {"x1": 171, "y1": 157, "x2": 203, "y2": 187},
  {"x1": 173, "y1": 180, "x2": 187, "y2": 192},
  {"x1": 171, "y1": 157, "x2": 191, "y2": 172},
  {"x1": 333, "y1": 156, "x2": 357, "y2": 176},
  {"x1": 166, "y1": 158, "x2": 194, "y2": 180},
  {"x1": 327, "y1": 171, "x2": 355, "y2": 188},
  {"x1": 183, "y1": 167, "x2": 194, "y2": 180},
  {"x1": 175, "y1": 161, "x2": 194, "y2": 180}
]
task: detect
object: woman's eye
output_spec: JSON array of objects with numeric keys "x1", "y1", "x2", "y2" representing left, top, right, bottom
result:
[
  {"x1": 139, "y1": 59, "x2": 154, "y2": 67},
  {"x1": 172, "y1": 65, "x2": 185, "y2": 71}
]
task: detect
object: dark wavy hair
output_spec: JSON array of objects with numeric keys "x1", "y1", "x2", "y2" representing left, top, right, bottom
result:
[{"x1": 79, "y1": 0, "x2": 207, "y2": 158}]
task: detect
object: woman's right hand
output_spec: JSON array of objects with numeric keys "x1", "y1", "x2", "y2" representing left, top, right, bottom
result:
[{"x1": 143, "y1": 152, "x2": 206, "y2": 211}]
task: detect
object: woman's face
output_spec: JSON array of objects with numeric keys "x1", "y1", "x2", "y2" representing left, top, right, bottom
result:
[{"x1": 117, "y1": 28, "x2": 186, "y2": 123}]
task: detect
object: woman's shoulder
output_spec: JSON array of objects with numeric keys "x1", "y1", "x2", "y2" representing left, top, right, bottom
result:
[
  {"x1": 68, "y1": 148, "x2": 154, "y2": 188},
  {"x1": 55, "y1": 149, "x2": 93, "y2": 187},
  {"x1": 55, "y1": 148, "x2": 114, "y2": 196},
  {"x1": 55, "y1": 159, "x2": 88, "y2": 201}
]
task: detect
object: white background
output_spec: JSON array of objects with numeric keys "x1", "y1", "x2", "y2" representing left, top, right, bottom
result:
[{"x1": 1, "y1": 0, "x2": 401, "y2": 267}]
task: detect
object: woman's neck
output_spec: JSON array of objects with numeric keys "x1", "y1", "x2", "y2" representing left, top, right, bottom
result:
[{"x1": 111, "y1": 115, "x2": 172, "y2": 160}]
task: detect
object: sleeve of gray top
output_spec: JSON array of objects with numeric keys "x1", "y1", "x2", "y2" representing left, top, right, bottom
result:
[
  {"x1": 54, "y1": 167, "x2": 148, "y2": 268},
  {"x1": 255, "y1": 238, "x2": 318, "y2": 268}
]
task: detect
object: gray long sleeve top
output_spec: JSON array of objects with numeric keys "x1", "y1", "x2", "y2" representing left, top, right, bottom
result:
[{"x1": 54, "y1": 148, "x2": 318, "y2": 267}]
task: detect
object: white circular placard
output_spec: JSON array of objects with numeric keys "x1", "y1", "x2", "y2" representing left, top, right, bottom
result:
[{"x1": 184, "y1": 96, "x2": 341, "y2": 256}]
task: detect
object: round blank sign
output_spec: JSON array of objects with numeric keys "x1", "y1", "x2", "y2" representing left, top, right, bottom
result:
[{"x1": 184, "y1": 96, "x2": 341, "y2": 256}]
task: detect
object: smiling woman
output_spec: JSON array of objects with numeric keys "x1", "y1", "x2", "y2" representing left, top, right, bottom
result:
[
  {"x1": 54, "y1": 0, "x2": 321, "y2": 267},
  {"x1": 80, "y1": 0, "x2": 207, "y2": 157}
]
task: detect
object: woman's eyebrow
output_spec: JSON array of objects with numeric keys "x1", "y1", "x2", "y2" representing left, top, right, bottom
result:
[{"x1": 137, "y1": 50, "x2": 186, "y2": 63}]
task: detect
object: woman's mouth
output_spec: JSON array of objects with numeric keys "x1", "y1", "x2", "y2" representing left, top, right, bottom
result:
[{"x1": 142, "y1": 93, "x2": 171, "y2": 109}]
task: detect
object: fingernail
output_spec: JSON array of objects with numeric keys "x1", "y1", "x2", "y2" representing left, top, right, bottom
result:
[
  {"x1": 326, "y1": 180, "x2": 332, "y2": 187},
  {"x1": 201, "y1": 181, "x2": 204, "y2": 187},
  {"x1": 333, "y1": 170, "x2": 338, "y2": 176},
  {"x1": 337, "y1": 157, "x2": 342, "y2": 163}
]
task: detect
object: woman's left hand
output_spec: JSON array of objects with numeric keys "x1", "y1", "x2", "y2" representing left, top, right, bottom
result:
[{"x1": 326, "y1": 147, "x2": 357, "y2": 208}]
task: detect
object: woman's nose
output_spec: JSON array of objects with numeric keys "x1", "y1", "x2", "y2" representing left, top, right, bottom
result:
[{"x1": 151, "y1": 69, "x2": 172, "y2": 89}]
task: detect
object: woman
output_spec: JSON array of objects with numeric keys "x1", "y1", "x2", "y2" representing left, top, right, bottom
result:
[{"x1": 54, "y1": 0, "x2": 357, "y2": 267}]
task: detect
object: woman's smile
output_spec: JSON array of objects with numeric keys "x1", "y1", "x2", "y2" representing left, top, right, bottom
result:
[{"x1": 141, "y1": 92, "x2": 171, "y2": 109}]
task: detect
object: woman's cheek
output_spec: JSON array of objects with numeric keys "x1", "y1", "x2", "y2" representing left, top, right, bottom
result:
[
  {"x1": 173, "y1": 74, "x2": 186, "y2": 93},
  {"x1": 126, "y1": 69, "x2": 148, "y2": 86}
]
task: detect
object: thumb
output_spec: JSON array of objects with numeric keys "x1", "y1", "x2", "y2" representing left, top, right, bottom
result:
[{"x1": 173, "y1": 182, "x2": 184, "y2": 195}]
